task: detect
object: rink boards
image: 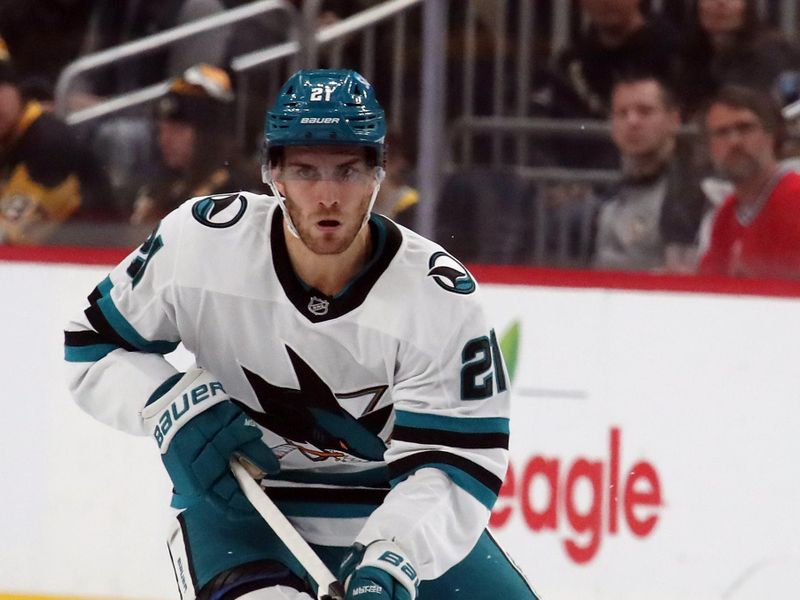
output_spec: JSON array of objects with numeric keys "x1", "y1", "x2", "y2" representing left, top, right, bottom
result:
[{"x1": 1, "y1": 253, "x2": 799, "y2": 600}]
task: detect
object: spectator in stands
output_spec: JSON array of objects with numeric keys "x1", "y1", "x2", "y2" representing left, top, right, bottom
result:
[
  {"x1": 698, "y1": 85, "x2": 800, "y2": 279},
  {"x1": 0, "y1": 51, "x2": 108, "y2": 245},
  {"x1": 373, "y1": 129, "x2": 419, "y2": 229},
  {"x1": 129, "y1": 64, "x2": 253, "y2": 231},
  {"x1": 676, "y1": 0, "x2": 800, "y2": 119},
  {"x1": 533, "y1": 0, "x2": 681, "y2": 174},
  {"x1": 542, "y1": 0, "x2": 680, "y2": 121},
  {"x1": 593, "y1": 73, "x2": 706, "y2": 272}
]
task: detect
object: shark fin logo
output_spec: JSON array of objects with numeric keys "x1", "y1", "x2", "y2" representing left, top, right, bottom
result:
[
  {"x1": 191, "y1": 193, "x2": 247, "y2": 228},
  {"x1": 238, "y1": 346, "x2": 388, "y2": 462},
  {"x1": 427, "y1": 251, "x2": 476, "y2": 294}
]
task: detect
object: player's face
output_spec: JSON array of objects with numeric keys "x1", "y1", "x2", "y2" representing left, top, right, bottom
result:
[
  {"x1": 0, "y1": 83, "x2": 22, "y2": 142},
  {"x1": 158, "y1": 119, "x2": 196, "y2": 171},
  {"x1": 706, "y1": 103, "x2": 775, "y2": 183},
  {"x1": 611, "y1": 80, "x2": 679, "y2": 158},
  {"x1": 274, "y1": 146, "x2": 377, "y2": 255}
]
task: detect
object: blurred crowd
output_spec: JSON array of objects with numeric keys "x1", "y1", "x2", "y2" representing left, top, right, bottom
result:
[{"x1": 1, "y1": 0, "x2": 800, "y2": 280}]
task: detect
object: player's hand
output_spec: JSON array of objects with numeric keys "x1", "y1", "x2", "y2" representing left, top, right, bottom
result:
[
  {"x1": 141, "y1": 369, "x2": 279, "y2": 515},
  {"x1": 338, "y1": 540, "x2": 419, "y2": 600}
]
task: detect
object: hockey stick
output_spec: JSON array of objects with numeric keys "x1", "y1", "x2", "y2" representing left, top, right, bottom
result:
[{"x1": 230, "y1": 458, "x2": 346, "y2": 600}]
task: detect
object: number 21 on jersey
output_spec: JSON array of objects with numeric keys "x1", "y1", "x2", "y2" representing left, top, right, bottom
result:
[{"x1": 460, "y1": 328, "x2": 508, "y2": 400}]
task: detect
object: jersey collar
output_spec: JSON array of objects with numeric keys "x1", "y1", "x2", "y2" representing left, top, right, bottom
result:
[{"x1": 270, "y1": 208, "x2": 403, "y2": 322}]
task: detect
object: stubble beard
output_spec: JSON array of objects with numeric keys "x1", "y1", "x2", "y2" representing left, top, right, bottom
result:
[{"x1": 285, "y1": 196, "x2": 370, "y2": 255}]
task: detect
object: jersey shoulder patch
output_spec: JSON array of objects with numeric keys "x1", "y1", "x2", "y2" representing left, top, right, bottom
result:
[
  {"x1": 427, "y1": 251, "x2": 476, "y2": 295},
  {"x1": 191, "y1": 193, "x2": 248, "y2": 228}
]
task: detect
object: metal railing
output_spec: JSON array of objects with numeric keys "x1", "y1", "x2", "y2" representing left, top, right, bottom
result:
[
  {"x1": 229, "y1": 0, "x2": 424, "y2": 132},
  {"x1": 56, "y1": 0, "x2": 425, "y2": 151},
  {"x1": 441, "y1": 116, "x2": 715, "y2": 266},
  {"x1": 54, "y1": 0, "x2": 301, "y2": 125},
  {"x1": 52, "y1": 0, "x2": 800, "y2": 263},
  {"x1": 444, "y1": 115, "x2": 621, "y2": 266}
]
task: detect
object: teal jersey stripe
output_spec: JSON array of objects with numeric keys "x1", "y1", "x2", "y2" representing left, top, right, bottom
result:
[
  {"x1": 274, "y1": 500, "x2": 378, "y2": 518},
  {"x1": 96, "y1": 277, "x2": 179, "y2": 354},
  {"x1": 273, "y1": 467, "x2": 390, "y2": 487},
  {"x1": 64, "y1": 343, "x2": 119, "y2": 363},
  {"x1": 98, "y1": 275, "x2": 113, "y2": 295},
  {"x1": 394, "y1": 410, "x2": 509, "y2": 435},
  {"x1": 391, "y1": 464, "x2": 498, "y2": 510}
]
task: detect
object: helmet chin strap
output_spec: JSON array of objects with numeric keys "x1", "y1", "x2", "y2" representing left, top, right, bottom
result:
[
  {"x1": 262, "y1": 162, "x2": 301, "y2": 239},
  {"x1": 262, "y1": 163, "x2": 385, "y2": 239},
  {"x1": 363, "y1": 167, "x2": 386, "y2": 229}
]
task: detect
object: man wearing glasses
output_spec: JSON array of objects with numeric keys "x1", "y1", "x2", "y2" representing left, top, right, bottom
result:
[{"x1": 698, "y1": 84, "x2": 800, "y2": 278}]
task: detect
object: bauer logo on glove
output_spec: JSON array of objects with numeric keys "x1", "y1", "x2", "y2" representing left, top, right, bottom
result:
[
  {"x1": 339, "y1": 540, "x2": 420, "y2": 600},
  {"x1": 142, "y1": 369, "x2": 229, "y2": 451}
]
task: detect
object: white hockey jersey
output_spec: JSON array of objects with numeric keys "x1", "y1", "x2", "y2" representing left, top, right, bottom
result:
[{"x1": 64, "y1": 192, "x2": 511, "y2": 580}]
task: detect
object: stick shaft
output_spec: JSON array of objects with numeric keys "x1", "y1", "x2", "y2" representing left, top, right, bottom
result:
[{"x1": 230, "y1": 459, "x2": 345, "y2": 600}]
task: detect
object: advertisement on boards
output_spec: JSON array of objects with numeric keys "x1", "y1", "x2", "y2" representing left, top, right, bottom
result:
[{"x1": 0, "y1": 258, "x2": 799, "y2": 600}]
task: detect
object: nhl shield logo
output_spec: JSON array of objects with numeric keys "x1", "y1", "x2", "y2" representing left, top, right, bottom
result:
[{"x1": 308, "y1": 296, "x2": 330, "y2": 316}]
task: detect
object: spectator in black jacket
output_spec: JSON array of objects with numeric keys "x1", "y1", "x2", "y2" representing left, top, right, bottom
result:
[
  {"x1": 536, "y1": 0, "x2": 681, "y2": 171},
  {"x1": 545, "y1": 0, "x2": 680, "y2": 120}
]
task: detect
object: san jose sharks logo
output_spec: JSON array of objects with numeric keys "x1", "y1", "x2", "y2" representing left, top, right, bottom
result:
[
  {"x1": 237, "y1": 346, "x2": 390, "y2": 462},
  {"x1": 427, "y1": 251, "x2": 476, "y2": 294},
  {"x1": 191, "y1": 193, "x2": 247, "y2": 228}
]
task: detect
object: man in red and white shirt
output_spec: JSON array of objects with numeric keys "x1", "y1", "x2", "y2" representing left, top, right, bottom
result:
[{"x1": 698, "y1": 85, "x2": 800, "y2": 279}]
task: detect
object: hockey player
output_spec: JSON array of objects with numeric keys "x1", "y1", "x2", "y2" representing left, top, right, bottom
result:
[{"x1": 65, "y1": 69, "x2": 539, "y2": 600}]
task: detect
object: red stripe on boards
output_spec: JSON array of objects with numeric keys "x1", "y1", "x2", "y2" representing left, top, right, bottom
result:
[{"x1": 1, "y1": 246, "x2": 799, "y2": 299}]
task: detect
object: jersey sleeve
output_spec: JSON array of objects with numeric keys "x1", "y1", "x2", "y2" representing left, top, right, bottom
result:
[
  {"x1": 63, "y1": 212, "x2": 185, "y2": 435},
  {"x1": 357, "y1": 292, "x2": 510, "y2": 580}
]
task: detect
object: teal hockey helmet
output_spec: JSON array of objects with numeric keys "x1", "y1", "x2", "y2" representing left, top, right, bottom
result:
[{"x1": 264, "y1": 69, "x2": 386, "y2": 167}]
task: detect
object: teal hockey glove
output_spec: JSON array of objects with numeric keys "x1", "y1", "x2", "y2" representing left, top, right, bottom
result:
[
  {"x1": 339, "y1": 540, "x2": 419, "y2": 600},
  {"x1": 141, "y1": 369, "x2": 279, "y2": 515}
]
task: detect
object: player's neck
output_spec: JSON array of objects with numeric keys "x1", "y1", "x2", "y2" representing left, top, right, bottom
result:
[{"x1": 285, "y1": 223, "x2": 373, "y2": 297}]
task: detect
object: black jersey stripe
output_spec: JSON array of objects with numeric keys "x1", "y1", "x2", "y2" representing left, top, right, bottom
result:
[
  {"x1": 84, "y1": 280, "x2": 179, "y2": 354},
  {"x1": 84, "y1": 285, "x2": 138, "y2": 352},
  {"x1": 388, "y1": 451, "x2": 503, "y2": 497},
  {"x1": 273, "y1": 466, "x2": 390, "y2": 488},
  {"x1": 64, "y1": 329, "x2": 108, "y2": 347},
  {"x1": 263, "y1": 485, "x2": 389, "y2": 505},
  {"x1": 392, "y1": 425, "x2": 509, "y2": 450}
]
